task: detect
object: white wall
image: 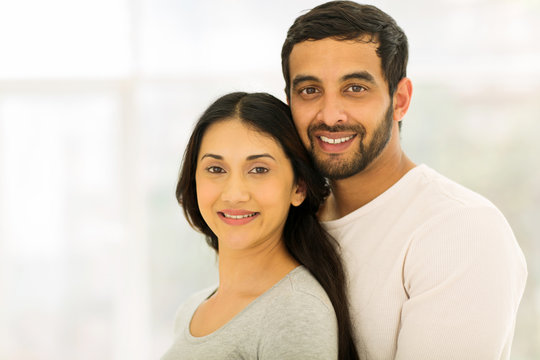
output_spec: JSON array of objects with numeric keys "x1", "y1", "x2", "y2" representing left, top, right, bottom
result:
[{"x1": 0, "y1": 0, "x2": 538, "y2": 358}]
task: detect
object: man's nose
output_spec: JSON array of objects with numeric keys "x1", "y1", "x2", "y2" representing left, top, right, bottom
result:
[
  {"x1": 220, "y1": 173, "x2": 250, "y2": 203},
  {"x1": 316, "y1": 93, "x2": 348, "y2": 126}
]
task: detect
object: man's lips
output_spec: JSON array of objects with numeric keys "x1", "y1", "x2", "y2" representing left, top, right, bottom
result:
[
  {"x1": 319, "y1": 134, "x2": 355, "y2": 144},
  {"x1": 314, "y1": 132, "x2": 357, "y2": 152}
]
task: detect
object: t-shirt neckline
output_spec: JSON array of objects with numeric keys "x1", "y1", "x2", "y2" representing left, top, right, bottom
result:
[
  {"x1": 323, "y1": 164, "x2": 428, "y2": 228},
  {"x1": 185, "y1": 265, "x2": 305, "y2": 342}
]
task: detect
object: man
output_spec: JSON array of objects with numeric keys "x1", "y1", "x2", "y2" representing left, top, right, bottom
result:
[{"x1": 281, "y1": 1, "x2": 527, "y2": 359}]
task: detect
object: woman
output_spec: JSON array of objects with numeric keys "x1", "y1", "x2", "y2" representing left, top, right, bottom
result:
[{"x1": 162, "y1": 92, "x2": 359, "y2": 360}]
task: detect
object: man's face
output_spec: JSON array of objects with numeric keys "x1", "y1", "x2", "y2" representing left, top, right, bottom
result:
[{"x1": 288, "y1": 37, "x2": 395, "y2": 180}]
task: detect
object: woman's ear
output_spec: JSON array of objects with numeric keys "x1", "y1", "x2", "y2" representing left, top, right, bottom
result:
[{"x1": 291, "y1": 180, "x2": 307, "y2": 207}]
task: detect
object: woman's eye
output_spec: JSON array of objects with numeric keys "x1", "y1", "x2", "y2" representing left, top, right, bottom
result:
[
  {"x1": 207, "y1": 166, "x2": 225, "y2": 173},
  {"x1": 249, "y1": 167, "x2": 269, "y2": 174}
]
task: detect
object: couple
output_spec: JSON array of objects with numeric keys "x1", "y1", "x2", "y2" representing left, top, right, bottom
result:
[{"x1": 162, "y1": 2, "x2": 527, "y2": 359}]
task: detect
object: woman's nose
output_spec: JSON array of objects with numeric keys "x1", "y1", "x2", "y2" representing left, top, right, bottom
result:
[{"x1": 220, "y1": 173, "x2": 250, "y2": 203}]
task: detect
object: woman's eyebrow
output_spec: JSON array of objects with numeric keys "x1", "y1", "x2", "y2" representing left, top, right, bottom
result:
[
  {"x1": 200, "y1": 153, "x2": 223, "y2": 160},
  {"x1": 246, "y1": 154, "x2": 276, "y2": 161},
  {"x1": 200, "y1": 153, "x2": 276, "y2": 161}
]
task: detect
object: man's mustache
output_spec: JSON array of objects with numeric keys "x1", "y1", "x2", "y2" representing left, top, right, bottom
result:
[{"x1": 308, "y1": 122, "x2": 366, "y2": 137}]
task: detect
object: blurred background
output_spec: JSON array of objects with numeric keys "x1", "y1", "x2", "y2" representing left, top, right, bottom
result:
[{"x1": 0, "y1": 0, "x2": 538, "y2": 358}]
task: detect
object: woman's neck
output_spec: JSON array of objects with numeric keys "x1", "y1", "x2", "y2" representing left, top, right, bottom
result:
[{"x1": 215, "y1": 238, "x2": 299, "y2": 299}]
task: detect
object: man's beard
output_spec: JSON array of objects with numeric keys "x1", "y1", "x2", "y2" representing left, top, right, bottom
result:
[{"x1": 307, "y1": 104, "x2": 394, "y2": 180}]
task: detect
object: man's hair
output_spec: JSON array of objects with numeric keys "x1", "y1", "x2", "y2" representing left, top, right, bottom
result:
[{"x1": 281, "y1": 1, "x2": 408, "y2": 98}]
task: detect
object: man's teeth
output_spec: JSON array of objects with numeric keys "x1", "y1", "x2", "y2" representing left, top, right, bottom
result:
[
  {"x1": 223, "y1": 213, "x2": 257, "y2": 219},
  {"x1": 320, "y1": 135, "x2": 354, "y2": 144}
]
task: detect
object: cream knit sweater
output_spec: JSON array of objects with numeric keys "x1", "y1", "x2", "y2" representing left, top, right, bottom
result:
[{"x1": 324, "y1": 164, "x2": 527, "y2": 360}]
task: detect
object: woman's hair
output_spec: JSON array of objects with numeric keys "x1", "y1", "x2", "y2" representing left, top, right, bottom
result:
[{"x1": 176, "y1": 92, "x2": 359, "y2": 360}]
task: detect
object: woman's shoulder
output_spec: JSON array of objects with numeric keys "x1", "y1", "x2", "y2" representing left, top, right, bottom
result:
[
  {"x1": 257, "y1": 266, "x2": 338, "y2": 358},
  {"x1": 172, "y1": 286, "x2": 217, "y2": 335},
  {"x1": 273, "y1": 266, "x2": 334, "y2": 312},
  {"x1": 259, "y1": 266, "x2": 336, "y2": 324}
]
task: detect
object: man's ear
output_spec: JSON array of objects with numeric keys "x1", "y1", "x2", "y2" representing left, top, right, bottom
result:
[
  {"x1": 291, "y1": 180, "x2": 307, "y2": 207},
  {"x1": 392, "y1": 77, "x2": 413, "y2": 121}
]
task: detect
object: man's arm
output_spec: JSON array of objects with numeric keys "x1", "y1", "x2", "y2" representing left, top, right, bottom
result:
[{"x1": 397, "y1": 206, "x2": 527, "y2": 359}]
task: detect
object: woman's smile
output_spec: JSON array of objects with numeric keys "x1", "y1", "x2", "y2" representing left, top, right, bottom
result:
[
  {"x1": 195, "y1": 117, "x2": 305, "y2": 251},
  {"x1": 218, "y1": 210, "x2": 260, "y2": 225}
]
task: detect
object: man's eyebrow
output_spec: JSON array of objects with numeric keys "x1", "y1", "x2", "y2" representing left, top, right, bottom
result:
[
  {"x1": 246, "y1": 154, "x2": 276, "y2": 161},
  {"x1": 292, "y1": 75, "x2": 320, "y2": 89},
  {"x1": 292, "y1": 72, "x2": 376, "y2": 89},
  {"x1": 200, "y1": 153, "x2": 223, "y2": 160},
  {"x1": 341, "y1": 71, "x2": 376, "y2": 84}
]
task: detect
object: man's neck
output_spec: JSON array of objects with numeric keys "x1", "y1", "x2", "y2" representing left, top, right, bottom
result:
[{"x1": 320, "y1": 142, "x2": 416, "y2": 221}]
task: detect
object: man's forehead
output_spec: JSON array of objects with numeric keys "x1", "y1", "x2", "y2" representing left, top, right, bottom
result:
[
  {"x1": 288, "y1": 37, "x2": 382, "y2": 80},
  {"x1": 290, "y1": 35, "x2": 379, "y2": 54}
]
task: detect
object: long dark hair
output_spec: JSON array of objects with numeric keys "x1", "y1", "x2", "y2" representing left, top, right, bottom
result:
[{"x1": 176, "y1": 92, "x2": 359, "y2": 360}]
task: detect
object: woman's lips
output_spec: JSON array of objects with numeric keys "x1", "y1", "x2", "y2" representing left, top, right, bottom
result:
[{"x1": 218, "y1": 210, "x2": 260, "y2": 225}]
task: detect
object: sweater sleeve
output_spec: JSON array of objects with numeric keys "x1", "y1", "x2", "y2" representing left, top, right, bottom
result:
[
  {"x1": 397, "y1": 206, "x2": 527, "y2": 360},
  {"x1": 258, "y1": 286, "x2": 339, "y2": 360}
]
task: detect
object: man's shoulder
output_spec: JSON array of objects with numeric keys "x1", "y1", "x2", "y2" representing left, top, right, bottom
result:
[
  {"x1": 403, "y1": 166, "x2": 524, "y2": 263},
  {"x1": 357, "y1": 164, "x2": 500, "y2": 228},
  {"x1": 327, "y1": 164, "x2": 501, "y2": 227},
  {"x1": 323, "y1": 164, "x2": 518, "y2": 260},
  {"x1": 413, "y1": 164, "x2": 494, "y2": 209},
  {"x1": 394, "y1": 164, "x2": 510, "y2": 233}
]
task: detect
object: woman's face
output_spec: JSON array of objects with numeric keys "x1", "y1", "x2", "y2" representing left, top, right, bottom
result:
[{"x1": 195, "y1": 117, "x2": 305, "y2": 253}]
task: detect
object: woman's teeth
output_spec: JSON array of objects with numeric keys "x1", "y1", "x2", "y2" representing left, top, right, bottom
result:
[{"x1": 222, "y1": 213, "x2": 257, "y2": 219}]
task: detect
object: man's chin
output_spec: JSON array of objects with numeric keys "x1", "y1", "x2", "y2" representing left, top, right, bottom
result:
[{"x1": 312, "y1": 154, "x2": 366, "y2": 180}]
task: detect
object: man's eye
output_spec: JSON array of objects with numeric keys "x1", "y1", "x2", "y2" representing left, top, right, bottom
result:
[
  {"x1": 249, "y1": 167, "x2": 269, "y2": 174},
  {"x1": 300, "y1": 87, "x2": 319, "y2": 95},
  {"x1": 207, "y1": 166, "x2": 225, "y2": 173},
  {"x1": 346, "y1": 85, "x2": 366, "y2": 92}
]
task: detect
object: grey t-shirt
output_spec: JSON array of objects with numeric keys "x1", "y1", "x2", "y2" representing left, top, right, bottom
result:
[{"x1": 161, "y1": 266, "x2": 338, "y2": 360}]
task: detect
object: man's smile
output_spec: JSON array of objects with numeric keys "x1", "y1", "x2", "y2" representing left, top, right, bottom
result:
[
  {"x1": 313, "y1": 132, "x2": 358, "y2": 153},
  {"x1": 319, "y1": 134, "x2": 355, "y2": 144}
]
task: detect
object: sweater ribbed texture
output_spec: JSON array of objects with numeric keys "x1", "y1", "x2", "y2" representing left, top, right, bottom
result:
[{"x1": 323, "y1": 164, "x2": 527, "y2": 360}]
